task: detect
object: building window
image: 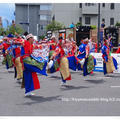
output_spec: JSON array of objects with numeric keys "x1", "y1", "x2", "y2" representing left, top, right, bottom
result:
[
  {"x1": 40, "y1": 25, "x2": 46, "y2": 31},
  {"x1": 102, "y1": 18, "x2": 105, "y2": 22},
  {"x1": 110, "y1": 3, "x2": 114, "y2": 9},
  {"x1": 102, "y1": 3, "x2": 105, "y2": 7},
  {"x1": 85, "y1": 3, "x2": 95, "y2": 6},
  {"x1": 40, "y1": 15, "x2": 47, "y2": 20},
  {"x1": 47, "y1": 15, "x2": 51, "y2": 21},
  {"x1": 79, "y1": 17, "x2": 82, "y2": 23},
  {"x1": 88, "y1": 3, "x2": 91, "y2": 6},
  {"x1": 110, "y1": 18, "x2": 114, "y2": 25},
  {"x1": 79, "y1": 3, "x2": 82, "y2": 8},
  {"x1": 85, "y1": 17, "x2": 91, "y2": 24},
  {"x1": 40, "y1": 15, "x2": 51, "y2": 21},
  {"x1": 40, "y1": 4, "x2": 52, "y2": 10}
]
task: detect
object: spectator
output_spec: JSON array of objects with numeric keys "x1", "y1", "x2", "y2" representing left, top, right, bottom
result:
[{"x1": 101, "y1": 21, "x2": 105, "y2": 28}]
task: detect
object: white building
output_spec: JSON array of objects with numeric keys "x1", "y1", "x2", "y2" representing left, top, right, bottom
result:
[
  {"x1": 52, "y1": 3, "x2": 120, "y2": 28},
  {"x1": 15, "y1": 3, "x2": 120, "y2": 36}
]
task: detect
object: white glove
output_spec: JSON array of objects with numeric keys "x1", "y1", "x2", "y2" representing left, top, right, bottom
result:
[
  {"x1": 48, "y1": 60, "x2": 54, "y2": 69},
  {"x1": 79, "y1": 58, "x2": 85, "y2": 65}
]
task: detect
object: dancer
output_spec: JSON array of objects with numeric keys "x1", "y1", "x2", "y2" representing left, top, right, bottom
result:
[
  {"x1": 77, "y1": 38, "x2": 95, "y2": 76},
  {"x1": 102, "y1": 39, "x2": 117, "y2": 75},
  {"x1": 2, "y1": 36, "x2": 13, "y2": 69},
  {"x1": 6, "y1": 37, "x2": 24, "y2": 81},
  {"x1": 48, "y1": 36, "x2": 57, "y2": 62},
  {"x1": 50, "y1": 36, "x2": 71, "y2": 86},
  {"x1": 21, "y1": 34, "x2": 47, "y2": 96}
]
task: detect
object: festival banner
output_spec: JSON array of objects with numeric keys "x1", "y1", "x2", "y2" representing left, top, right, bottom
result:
[
  {"x1": 91, "y1": 53, "x2": 104, "y2": 72},
  {"x1": 91, "y1": 53, "x2": 120, "y2": 73}
]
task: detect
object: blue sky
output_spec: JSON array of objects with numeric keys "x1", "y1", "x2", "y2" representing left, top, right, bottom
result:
[{"x1": 0, "y1": 3, "x2": 15, "y2": 28}]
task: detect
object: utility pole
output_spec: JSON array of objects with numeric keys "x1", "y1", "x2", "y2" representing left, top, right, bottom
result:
[
  {"x1": 5, "y1": 19, "x2": 9, "y2": 28},
  {"x1": 27, "y1": 3, "x2": 30, "y2": 33},
  {"x1": 37, "y1": 24, "x2": 39, "y2": 40},
  {"x1": 97, "y1": 3, "x2": 100, "y2": 52}
]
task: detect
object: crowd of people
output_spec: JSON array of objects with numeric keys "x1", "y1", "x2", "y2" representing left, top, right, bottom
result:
[{"x1": 0, "y1": 31, "x2": 119, "y2": 97}]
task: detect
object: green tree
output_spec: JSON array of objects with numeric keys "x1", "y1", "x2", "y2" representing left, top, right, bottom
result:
[
  {"x1": 46, "y1": 20, "x2": 65, "y2": 31},
  {"x1": 75, "y1": 22, "x2": 82, "y2": 28},
  {"x1": 0, "y1": 27, "x2": 5, "y2": 36},
  {"x1": 40, "y1": 35, "x2": 45, "y2": 40},
  {"x1": 115, "y1": 22, "x2": 120, "y2": 27},
  {"x1": 91, "y1": 25, "x2": 97, "y2": 29},
  {"x1": 6, "y1": 24, "x2": 24, "y2": 35}
]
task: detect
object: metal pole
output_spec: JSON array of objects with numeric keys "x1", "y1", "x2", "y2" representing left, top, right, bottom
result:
[
  {"x1": 97, "y1": 3, "x2": 100, "y2": 52},
  {"x1": 37, "y1": 24, "x2": 38, "y2": 40},
  {"x1": 28, "y1": 3, "x2": 29, "y2": 33},
  {"x1": 6, "y1": 19, "x2": 9, "y2": 28}
]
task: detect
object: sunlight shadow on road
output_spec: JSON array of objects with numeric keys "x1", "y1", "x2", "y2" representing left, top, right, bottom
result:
[
  {"x1": 85, "y1": 79, "x2": 106, "y2": 84},
  {"x1": 49, "y1": 76, "x2": 61, "y2": 80},
  {"x1": 20, "y1": 95, "x2": 61, "y2": 105},
  {"x1": 105, "y1": 75, "x2": 120, "y2": 78},
  {"x1": 70, "y1": 71, "x2": 83, "y2": 75},
  {"x1": 8, "y1": 71, "x2": 14, "y2": 73},
  {"x1": 60, "y1": 85, "x2": 90, "y2": 91}
]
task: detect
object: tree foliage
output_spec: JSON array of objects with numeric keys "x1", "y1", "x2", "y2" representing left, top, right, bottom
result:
[
  {"x1": 46, "y1": 20, "x2": 65, "y2": 31},
  {"x1": 91, "y1": 25, "x2": 97, "y2": 29},
  {"x1": 6, "y1": 24, "x2": 24, "y2": 35},
  {"x1": 75, "y1": 22, "x2": 82, "y2": 28},
  {"x1": 115, "y1": 22, "x2": 120, "y2": 27},
  {"x1": 0, "y1": 27, "x2": 5, "y2": 36},
  {"x1": 39, "y1": 35, "x2": 45, "y2": 40}
]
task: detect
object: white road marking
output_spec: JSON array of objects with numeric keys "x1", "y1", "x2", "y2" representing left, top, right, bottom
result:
[{"x1": 110, "y1": 86, "x2": 120, "y2": 88}]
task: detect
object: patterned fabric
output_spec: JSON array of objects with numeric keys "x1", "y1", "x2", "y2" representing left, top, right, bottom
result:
[
  {"x1": 15, "y1": 57, "x2": 23, "y2": 79},
  {"x1": 106, "y1": 56, "x2": 115, "y2": 73},
  {"x1": 31, "y1": 44, "x2": 49, "y2": 63},
  {"x1": 6, "y1": 54, "x2": 13, "y2": 68},
  {"x1": 54, "y1": 60, "x2": 59, "y2": 70},
  {"x1": 87, "y1": 55, "x2": 94, "y2": 73},
  {"x1": 59, "y1": 57, "x2": 71, "y2": 80},
  {"x1": 23, "y1": 57, "x2": 44, "y2": 70}
]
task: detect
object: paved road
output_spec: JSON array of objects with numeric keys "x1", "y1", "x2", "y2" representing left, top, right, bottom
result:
[{"x1": 0, "y1": 64, "x2": 120, "y2": 116}]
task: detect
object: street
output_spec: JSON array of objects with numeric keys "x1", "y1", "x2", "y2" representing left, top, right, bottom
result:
[{"x1": 0, "y1": 64, "x2": 120, "y2": 116}]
